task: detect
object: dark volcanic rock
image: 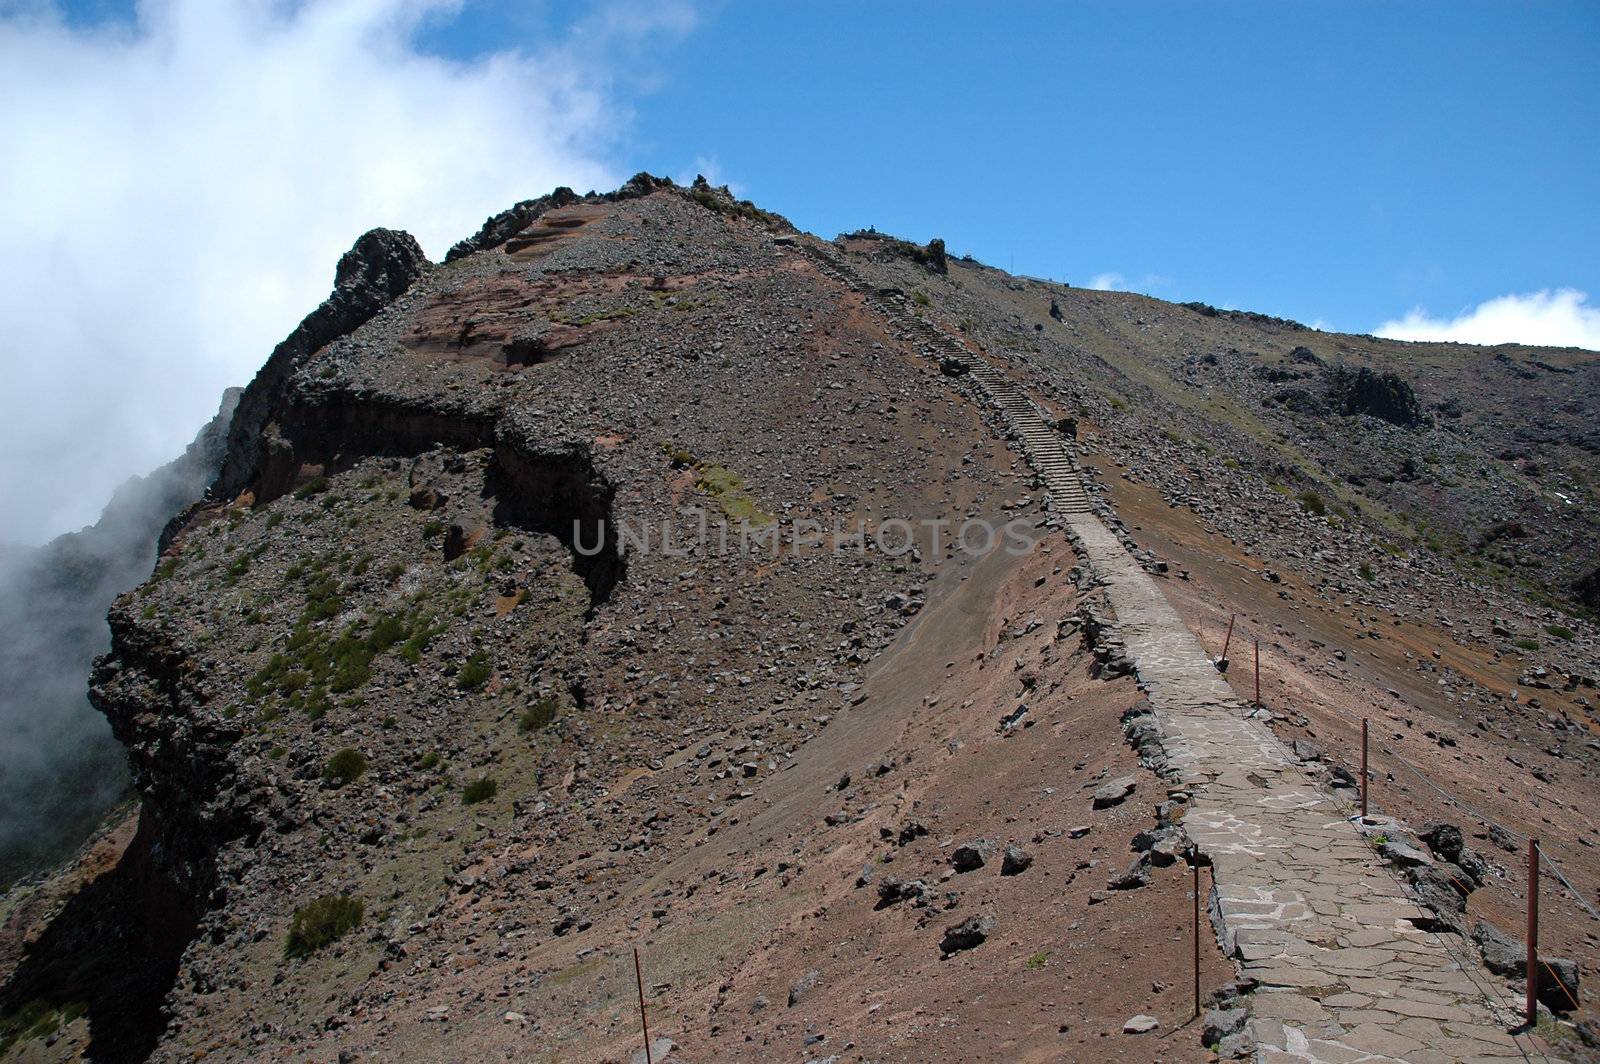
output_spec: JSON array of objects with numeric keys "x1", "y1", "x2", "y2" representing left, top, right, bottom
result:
[
  {"x1": 213, "y1": 228, "x2": 429, "y2": 503},
  {"x1": 1327, "y1": 365, "x2": 1425, "y2": 427},
  {"x1": 939, "y1": 913, "x2": 995, "y2": 955}
]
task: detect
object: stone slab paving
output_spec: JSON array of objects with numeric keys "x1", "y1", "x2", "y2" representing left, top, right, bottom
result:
[
  {"x1": 1065, "y1": 515, "x2": 1539, "y2": 1062},
  {"x1": 794, "y1": 238, "x2": 1550, "y2": 1062}
]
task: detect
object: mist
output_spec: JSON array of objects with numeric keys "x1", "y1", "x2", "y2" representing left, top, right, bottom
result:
[
  {"x1": 0, "y1": 0, "x2": 699, "y2": 544},
  {"x1": 0, "y1": 390, "x2": 236, "y2": 886}
]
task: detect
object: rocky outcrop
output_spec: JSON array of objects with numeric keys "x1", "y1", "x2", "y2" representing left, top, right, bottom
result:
[
  {"x1": 445, "y1": 172, "x2": 692, "y2": 263},
  {"x1": 445, "y1": 186, "x2": 582, "y2": 263},
  {"x1": 90, "y1": 608, "x2": 263, "y2": 901},
  {"x1": 1575, "y1": 564, "x2": 1600, "y2": 611},
  {"x1": 211, "y1": 228, "x2": 429, "y2": 504},
  {"x1": 1327, "y1": 364, "x2": 1425, "y2": 427}
]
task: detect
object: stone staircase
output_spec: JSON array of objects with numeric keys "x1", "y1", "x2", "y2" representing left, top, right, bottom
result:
[{"x1": 796, "y1": 238, "x2": 1551, "y2": 1063}]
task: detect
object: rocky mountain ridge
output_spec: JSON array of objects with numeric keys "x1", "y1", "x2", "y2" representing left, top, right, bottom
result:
[{"x1": 0, "y1": 174, "x2": 1595, "y2": 1063}]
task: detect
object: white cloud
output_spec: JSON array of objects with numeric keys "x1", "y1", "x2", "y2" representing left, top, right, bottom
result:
[
  {"x1": 0, "y1": 0, "x2": 685, "y2": 542},
  {"x1": 1375, "y1": 288, "x2": 1600, "y2": 351},
  {"x1": 1087, "y1": 271, "x2": 1126, "y2": 291}
]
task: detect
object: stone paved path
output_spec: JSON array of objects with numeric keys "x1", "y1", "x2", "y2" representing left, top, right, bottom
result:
[{"x1": 797, "y1": 240, "x2": 1551, "y2": 1062}]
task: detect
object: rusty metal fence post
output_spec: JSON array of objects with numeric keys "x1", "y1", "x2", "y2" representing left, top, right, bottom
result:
[
  {"x1": 635, "y1": 947, "x2": 654, "y2": 1064},
  {"x1": 1527, "y1": 840, "x2": 1540, "y2": 1029},
  {"x1": 1193, "y1": 862, "x2": 1202, "y2": 1020},
  {"x1": 1360, "y1": 718, "x2": 1369, "y2": 819}
]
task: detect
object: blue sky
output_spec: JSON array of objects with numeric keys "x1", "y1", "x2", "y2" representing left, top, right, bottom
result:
[
  {"x1": 4, "y1": 0, "x2": 1598, "y2": 539},
  {"x1": 459, "y1": 1, "x2": 1600, "y2": 334},
  {"x1": 54, "y1": 0, "x2": 1600, "y2": 331}
]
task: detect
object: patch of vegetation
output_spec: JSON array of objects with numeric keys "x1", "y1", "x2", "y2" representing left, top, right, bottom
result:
[
  {"x1": 519, "y1": 697, "x2": 560, "y2": 733},
  {"x1": 293, "y1": 475, "x2": 330, "y2": 500},
  {"x1": 322, "y1": 748, "x2": 367, "y2": 786},
  {"x1": 285, "y1": 895, "x2": 364, "y2": 959},
  {"x1": 1513, "y1": 637, "x2": 1541, "y2": 652},
  {"x1": 687, "y1": 183, "x2": 786, "y2": 227},
  {"x1": 223, "y1": 544, "x2": 267, "y2": 586},
  {"x1": 1298, "y1": 490, "x2": 1327, "y2": 516},
  {"x1": 457, "y1": 651, "x2": 492, "y2": 691},
  {"x1": 1358, "y1": 562, "x2": 1375, "y2": 582},
  {"x1": 418, "y1": 752, "x2": 441, "y2": 770},
  {"x1": 911, "y1": 290, "x2": 930, "y2": 307},
  {"x1": 462, "y1": 776, "x2": 498, "y2": 805},
  {"x1": 1025, "y1": 951, "x2": 1050, "y2": 971},
  {"x1": 1545, "y1": 624, "x2": 1575, "y2": 641},
  {"x1": 248, "y1": 555, "x2": 442, "y2": 718},
  {"x1": 0, "y1": 1000, "x2": 87, "y2": 1055},
  {"x1": 662, "y1": 444, "x2": 697, "y2": 468},
  {"x1": 693, "y1": 462, "x2": 776, "y2": 526}
]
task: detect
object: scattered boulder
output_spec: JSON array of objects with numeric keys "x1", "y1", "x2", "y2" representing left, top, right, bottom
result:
[
  {"x1": 874, "y1": 878, "x2": 930, "y2": 910},
  {"x1": 950, "y1": 839, "x2": 995, "y2": 873},
  {"x1": 1000, "y1": 845, "x2": 1033, "y2": 876},
  {"x1": 1291, "y1": 739, "x2": 1325, "y2": 762},
  {"x1": 1376, "y1": 836, "x2": 1432, "y2": 868},
  {"x1": 939, "y1": 914, "x2": 995, "y2": 956},
  {"x1": 1123, "y1": 1014, "x2": 1160, "y2": 1034},
  {"x1": 1202, "y1": 1006, "x2": 1247, "y2": 1047},
  {"x1": 788, "y1": 969, "x2": 821, "y2": 1007},
  {"x1": 1109, "y1": 853, "x2": 1153, "y2": 891},
  {"x1": 1408, "y1": 863, "x2": 1470, "y2": 914},
  {"x1": 896, "y1": 820, "x2": 929, "y2": 847},
  {"x1": 1472, "y1": 921, "x2": 1581, "y2": 1012},
  {"x1": 1418, "y1": 822, "x2": 1487, "y2": 885},
  {"x1": 1093, "y1": 776, "x2": 1137, "y2": 809}
]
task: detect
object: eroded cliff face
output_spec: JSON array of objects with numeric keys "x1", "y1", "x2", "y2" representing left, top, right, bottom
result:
[{"x1": 5, "y1": 176, "x2": 1026, "y2": 1062}]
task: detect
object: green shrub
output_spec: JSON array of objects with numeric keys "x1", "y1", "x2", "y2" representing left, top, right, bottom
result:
[
  {"x1": 418, "y1": 752, "x2": 441, "y2": 770},
  {"x1": 322, "y1": 748, "x2": 367, "y2": 786},
  {"x1": 1298, "y1": 490, "x2": 1326, "y2": 516},
  {"x1": 911, "y1": 290, "x2": 930, "y2": 307},
  {"x1": 1513, "y1": 637, "x2": 1541, "y2": 651},
  {"x1": 519, "y1": 697, "x2": 559, "y2": 733},
  {"x1": 462, "y1": 776, "x2": 498, "y2": 805},
  {"x1": 1358, "y1": 562, "x2": 1374, "y2": 582},
  {"x1": 457, "y1": 652, "x2": 492, "y2": 691},
  {"x1": 293, "y1": 476, "x2": 330, "y2": 500},
  {"x1": 1025, "y1": 951, "x2": 1050, "y2": 971},
  {"x1": 1545, "y1": 624, "x2": 1575, "y2": 641},
  {"x1": 285, "y1": 895, "x2": 364, "y2": 958},
  {"x1": 0, "y1": 1000, "x2": 87, "y2": 1055}
]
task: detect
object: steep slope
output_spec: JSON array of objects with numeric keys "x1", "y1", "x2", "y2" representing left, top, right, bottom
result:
[{"x1": 1, "y1": 176, "x2": 1596, "y2": 1063}]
